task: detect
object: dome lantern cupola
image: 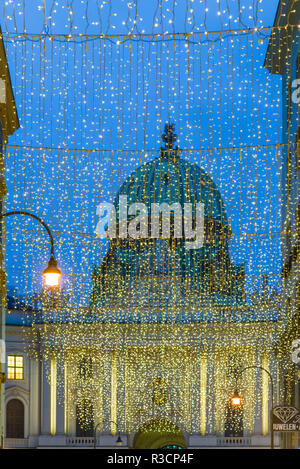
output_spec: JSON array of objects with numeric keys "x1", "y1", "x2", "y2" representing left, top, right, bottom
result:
[
  {"x1": 92, "y1": 123, "x2": 246, "y2": 307},
  {"x1": 160, "y1": 123, "x2": 180, "y2": 160}
]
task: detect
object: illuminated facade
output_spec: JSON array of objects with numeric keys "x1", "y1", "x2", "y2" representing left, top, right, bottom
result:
[
  {"x1": 265, "y1": 0, "x2": 300, "y2": 449},
  {"x1": 4, "y1": 126, "x2": 281, "y2": 448}
]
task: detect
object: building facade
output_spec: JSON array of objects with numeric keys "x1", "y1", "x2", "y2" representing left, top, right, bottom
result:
[{"x1": 264, "y1": 0, "x2": 300, "y2": 449}]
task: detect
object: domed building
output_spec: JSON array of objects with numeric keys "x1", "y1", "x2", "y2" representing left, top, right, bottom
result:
[
  {"x1": 91, "y1": 124, "x2": 245, "y2": 319},
  {"x1": 78, "y1": 124, "x2": 279, "y2": 448},
  {"x1": 4, "y1": 125, "x2": 281, "y2": 449}
]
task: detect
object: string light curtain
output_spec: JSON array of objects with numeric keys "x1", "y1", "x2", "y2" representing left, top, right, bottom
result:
[{"x1": 0, "y1": 1, "x2": 293, "y2": 435}]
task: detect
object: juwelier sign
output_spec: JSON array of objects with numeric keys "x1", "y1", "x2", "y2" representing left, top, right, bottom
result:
[{"x1": 273, "y1": 407, "x2": 300, "y2": 432}]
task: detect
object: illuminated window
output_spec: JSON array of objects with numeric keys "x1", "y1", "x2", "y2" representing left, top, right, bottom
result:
[{"x1": 7, "y1": 355, "x2": 24, "y2": 380}]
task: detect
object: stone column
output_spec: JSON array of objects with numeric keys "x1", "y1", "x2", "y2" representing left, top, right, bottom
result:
[
  {"x1": 262, "y1": 353, "x2": 269, "y2": 436},
  {"x1": 200, "y1": 354, "x2": 207, "y2": 436},
  {"x1": 110, "y1": 351, "x2": 117, "y2": 435},
  {"x1": 29, "y1": 359, "x2": 40, "y2": 443},
  {"x1": 39, "y1": 358, "x2": 66, "y2": 446},
  {"x1": 56, "y1": 367, "x2": 65, "y2": 435},
  {"x1": 41, "y1": 360, "x2": 51, "y2": 435}
]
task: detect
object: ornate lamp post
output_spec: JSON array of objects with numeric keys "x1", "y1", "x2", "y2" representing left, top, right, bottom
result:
[
  {"x1": 0, "y1": 210, "x2": 61, "y2": 448},
  {"x1": 230, "y1": 390, "x2": 242, "y2": 407},
  {"x1": 94, "y1": 420, "x2": 123, "y2": 448},
  {"x1": 231, "y1": 365, "x2": 274, "y2": 449},
  {"x1": 0, "y1": 211, "x2": 62, "y2": 287}
]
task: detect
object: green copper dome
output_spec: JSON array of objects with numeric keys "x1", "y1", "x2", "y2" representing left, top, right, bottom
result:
[
  {"x1": 114, "y1": 124, "x2": 228, "y2": 228},
  {"x1": 91, "y1": 124, "x2": 245, "y2": 311},
  {"x1": 110, "y1": 124, "x2": 231, "y2": 269}
]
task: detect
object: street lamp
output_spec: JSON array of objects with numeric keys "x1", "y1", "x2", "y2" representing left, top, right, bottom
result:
[
  {"x1": 231, "y1": 390, "x2": 242, "y2": 407},
  {"x1": 231, "y1": 365, "x2": 274, "y2": 449},
  {"x1": 0, "y1": 210, "x2": 61, "y2": 448},
  {"x1": 0, "y1": 210, "x2": 62, "y2": 288},
  {"x1": 42, "y1": 255, "x2": 62, "y2": 288},
  {"x1": 94, "y1": 420, "x2": 123, "y2": 449}
]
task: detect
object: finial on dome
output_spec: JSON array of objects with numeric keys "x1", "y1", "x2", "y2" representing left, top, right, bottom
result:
[
  {"x1": 162, "y1": 123, "x2": 177, "y2": 150},
  {"x1": 160, "y1": 123, "x2": 179, "y2": 158}
]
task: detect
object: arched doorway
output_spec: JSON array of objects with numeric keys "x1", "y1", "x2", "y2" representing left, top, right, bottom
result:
[
  {"x1": 133, "y1": 418, "x2": 186, "y2": 449},
  {"x1": 6, "y1": 399, "x2": 24, "y2": 438},
  {"x1": 224, "y1": 400, "x2": 244, "y2": 437},
  {"x1": 76, "y1": 400, "x2": 94, "y2": 437}
]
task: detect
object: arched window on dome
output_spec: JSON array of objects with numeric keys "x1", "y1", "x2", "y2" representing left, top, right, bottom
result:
[{"x1": 6, "y1": 399, "x2": 24, "y2": 438}]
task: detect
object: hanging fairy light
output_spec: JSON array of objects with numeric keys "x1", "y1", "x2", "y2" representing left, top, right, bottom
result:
[
  {"x1": 0, "y1": 0, "x2": 295, "y2": 436},
  {"x1": 231, "y1": 392, "x2": 242, "y2": 407},
  {"x1": 43, "y1": 255, "x2": 62, "y2": 288}
]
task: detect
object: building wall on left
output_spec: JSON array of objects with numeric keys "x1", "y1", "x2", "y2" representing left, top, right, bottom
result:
[{"x1": 0, "y1": 26, "x2": 19, "y2": 448}]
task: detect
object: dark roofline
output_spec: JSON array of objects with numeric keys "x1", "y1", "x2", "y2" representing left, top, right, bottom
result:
[
  {"x1": 264, "y1": 0, "x2": 287, "y2": 74},
  {"x1": 0, "y1": 25, "x2": 19, "y2": 137},
  {"x1": 264, "y1": 0, "x2": 300, "y2": 75}
]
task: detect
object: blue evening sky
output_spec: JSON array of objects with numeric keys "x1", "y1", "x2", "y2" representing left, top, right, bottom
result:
[{"x1": 0, "y1": 0, "x2": 283, "y2": 306}]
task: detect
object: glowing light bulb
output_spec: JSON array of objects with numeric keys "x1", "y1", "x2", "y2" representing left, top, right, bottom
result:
[
  {"x1": 43, "y1": 255, "x2": 62, "y2": 288},
  {"x1": 231, "y1": 393, "x2": 242, "y2": 407}
]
